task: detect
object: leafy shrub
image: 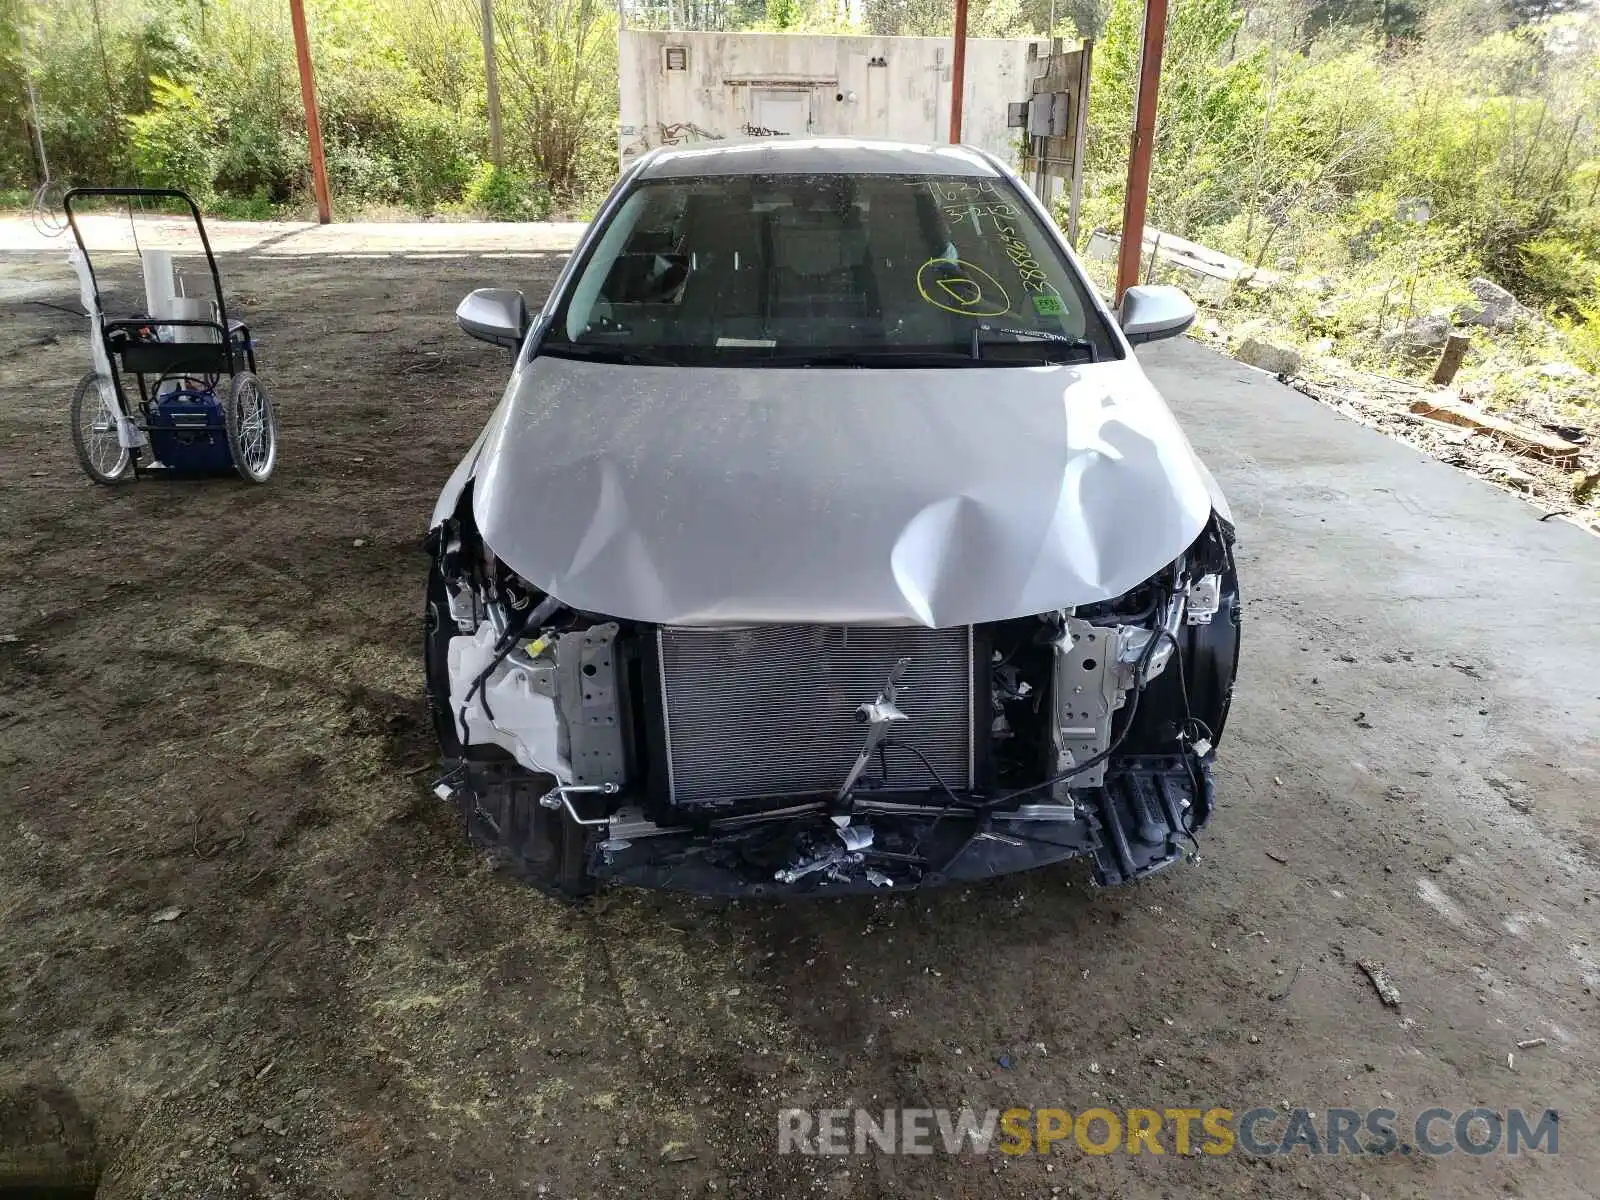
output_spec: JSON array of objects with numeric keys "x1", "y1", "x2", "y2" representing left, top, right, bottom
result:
[
  {"x1": 1088, "y1": 0, "x2": 1266, "y2": 237},
  {"x1": 462, "y1": 162, "x2": 550, "y2": 221},
  {"x1": 204, "y1": 48, "x2": 302, "y2": 203},
  {"x1": 325, "y1": 140, "x2": 401, "y2": 206},
  {"x1": 213, "y1": 115, "x2": 302, "y2": 203},
  {"x1": 1519, "y1": 236, "x2": 1600, "y2": 316},
  {"x1": 392, "y1": 108, "x2": 478, "y2": 209},
  {"x1": 210, "y1": 189, "x2": 277, "y2": 220},
  {"x1": 1556, "y1": 298, "x2": 1600, "y2": 375},
  {"x1": 126, "y1": 76, "x2": 217, "y2": 202}
]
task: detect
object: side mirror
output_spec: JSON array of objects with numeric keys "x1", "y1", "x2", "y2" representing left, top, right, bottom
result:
[
  {"x1": 1119, "y1": 284, "x2": 1196, "y2": 346},
  {"x1": 456, "y1": 287, "x2": 528, "y2": 350}
]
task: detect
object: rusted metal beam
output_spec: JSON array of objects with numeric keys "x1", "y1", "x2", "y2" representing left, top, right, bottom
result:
[
  {"x1": 949, "y1": 0, "x2": 969, "y2": 144},
  {"x1": 289, "y1": 0, "x2": 332, "y2": 224},
  {"x1": 1115, "y1": 0, "x2": 1169, "y2": 301}
]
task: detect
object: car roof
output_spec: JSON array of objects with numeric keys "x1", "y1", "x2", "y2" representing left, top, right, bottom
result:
[{"x1": 636, "y1": 137, "x2": 1004, "y2": 179}]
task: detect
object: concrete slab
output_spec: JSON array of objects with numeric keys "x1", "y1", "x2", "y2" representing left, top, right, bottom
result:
[{"x1": 1146, "y1": 336, "x2": 1598, "y2": 774}]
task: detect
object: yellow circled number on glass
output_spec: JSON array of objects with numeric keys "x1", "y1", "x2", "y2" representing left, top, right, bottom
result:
[{"x1": 916, "y1": 257, "x2": 1012, "y2": 318}]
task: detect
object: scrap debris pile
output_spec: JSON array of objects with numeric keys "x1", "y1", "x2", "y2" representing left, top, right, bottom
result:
[{"x1": 1192, "y1": 277, "x2": 1600, "y2": 532}]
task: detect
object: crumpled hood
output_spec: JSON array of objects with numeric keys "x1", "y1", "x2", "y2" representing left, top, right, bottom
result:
[{"x1": 463, "y1": 354, "x2": 1217, "y2": 627}]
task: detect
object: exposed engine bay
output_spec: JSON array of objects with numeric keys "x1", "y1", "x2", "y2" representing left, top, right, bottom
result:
[{"x1": 424, "y1": 492, "x2": 1241, "y2": 898}]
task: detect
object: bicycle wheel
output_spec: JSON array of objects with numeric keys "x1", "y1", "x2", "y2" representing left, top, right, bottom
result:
[
  {"x1": 69, "y1": 372, "x2": 130, "y2": 485},
  {"x1": 224, "y1": 371, "x2": 277, "y2": 483}
]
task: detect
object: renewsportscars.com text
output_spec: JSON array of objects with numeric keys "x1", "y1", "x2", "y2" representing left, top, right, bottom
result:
[{"x1": 778, "y1": 1106, "x2": 1559, "y2": 1157}]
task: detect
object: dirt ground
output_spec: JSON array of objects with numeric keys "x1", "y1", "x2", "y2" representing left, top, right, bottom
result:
[{"x1": 1, "y1": 225, "x2": 1596, "y2": 1199}]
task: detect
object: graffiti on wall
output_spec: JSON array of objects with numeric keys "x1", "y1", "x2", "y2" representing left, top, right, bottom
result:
[
  {"x1": 622, "y1": 120, "x2": 727, "y2": 161},
  {"x1": 659, "y1": 121, "x2": 726, "y2": 145}
]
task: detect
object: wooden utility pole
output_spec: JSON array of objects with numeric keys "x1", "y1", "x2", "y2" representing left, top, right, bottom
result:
[
  {"x1": 1068, "y1": 40, "x2": 1092, "y2": 245},
  {"x1": 288, "y1": 0, "x2": 331, "y2": 223},
  {"x1": 1114, "y1": 0, "x2": 1169, "y2": 300},
  {"x1": 948, "y1": 0, "x2": 969, "y2": 144},
  {"x1": 480, "y1": 0, "x2": 503, "y2": 168}
]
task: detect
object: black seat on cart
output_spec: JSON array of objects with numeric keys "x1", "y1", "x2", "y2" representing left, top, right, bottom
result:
[{"x1": 106, "y1": 316, "x2": 250, "y2": 376}]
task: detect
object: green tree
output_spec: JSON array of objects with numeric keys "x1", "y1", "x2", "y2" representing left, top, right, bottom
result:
[
  {"x1": 494, "y1": 0, "x2": 618, "y2": 206},
  {"x1": 126, "y1": 75, "x2": 217, "y2": 200},
  {"x1": 1087, "y1": 0, "x2": 1268, "y2": 236}
]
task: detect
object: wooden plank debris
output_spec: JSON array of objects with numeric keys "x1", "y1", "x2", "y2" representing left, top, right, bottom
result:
[{"x1": 1407, "y1": 396, "x2": 1581, "y2": 462}]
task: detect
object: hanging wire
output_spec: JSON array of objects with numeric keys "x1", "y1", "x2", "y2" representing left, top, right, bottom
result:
[
  {"x1": 20, "y1": 23, "x2": 67, "y2": 237},
  {"x1": 127, "y1": 198, "x2": 143, "y2": 260}
]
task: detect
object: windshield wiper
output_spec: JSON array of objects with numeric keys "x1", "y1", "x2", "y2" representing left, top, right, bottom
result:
[
  {"x1": 971, "y1": 326, "x2": 1097, "y2": 363},
  {"x1": 538, "y1": 342, "x2": 682, "y2": 367},
  {"x1": 752, "y1": 349, "x2": 985, "y2": 369}
]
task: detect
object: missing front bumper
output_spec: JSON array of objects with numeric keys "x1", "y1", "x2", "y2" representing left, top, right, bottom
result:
[{"x1": 442, "y1": 755, "x2": 1212, "y2": 898}]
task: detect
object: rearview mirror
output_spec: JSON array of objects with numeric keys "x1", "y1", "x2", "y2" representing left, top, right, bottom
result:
[
  {"x1": 456, "y1": 287, "x2": 528, "y2": 350},
  {"x1": 1119, "y1": 284, "x2": 1196, "y2": 346}
]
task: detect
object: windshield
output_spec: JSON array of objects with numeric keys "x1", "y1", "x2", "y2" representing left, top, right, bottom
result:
[{"x1": 541, "y1": 172, "x2": 1119, "y2": 367}]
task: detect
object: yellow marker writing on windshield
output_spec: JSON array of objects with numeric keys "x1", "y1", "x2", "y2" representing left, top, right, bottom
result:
[{"x1": 915, "y1": 258, "x2": 1011, "y2": 317}]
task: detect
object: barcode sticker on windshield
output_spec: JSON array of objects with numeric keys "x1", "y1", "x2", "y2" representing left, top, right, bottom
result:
[{"x1": 1031, "y1": 293, "x2": 1066, "y2": 316}]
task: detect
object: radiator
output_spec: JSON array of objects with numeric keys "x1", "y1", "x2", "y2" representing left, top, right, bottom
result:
[{"x1": 656, "y1": 624, "x2": 975, "y2": 806}]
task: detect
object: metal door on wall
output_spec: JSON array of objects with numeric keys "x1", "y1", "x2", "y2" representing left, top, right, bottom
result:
[{"x1": 749, "y1": 89, "x2": 810, "y2": 136}]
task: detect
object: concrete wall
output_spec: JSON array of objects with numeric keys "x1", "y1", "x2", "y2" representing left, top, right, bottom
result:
[{"x1": 619, "y1": 30, "x2": 1042, "y2": 170}]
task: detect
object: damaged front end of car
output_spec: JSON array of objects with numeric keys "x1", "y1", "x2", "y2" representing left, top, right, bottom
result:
[{"x1": 424, "y1": 491, "x2": 1240, "y2": 899}]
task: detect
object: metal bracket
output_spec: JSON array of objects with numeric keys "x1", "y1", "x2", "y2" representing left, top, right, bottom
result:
[
  {"x1": 555, "y1": 623, "x2": 627, "y2": 785},
  {"x1": 1186, "y1": 573, "x2": 1221, "y2": 625},
  {"x1": 445, "y1": 585, "x2": 480, "y2": 633},
  {"x1": 835, "y1": 656, "x2": 912, "y2": 804},
  {"x1": 1051, "y1": 619, "x2": 1120, "y2": 790}
]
